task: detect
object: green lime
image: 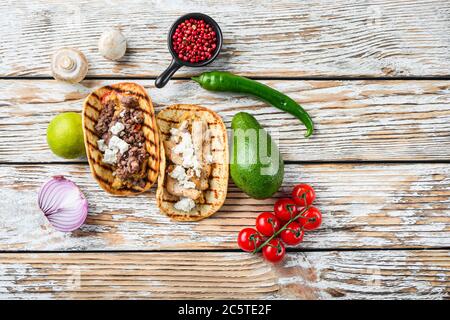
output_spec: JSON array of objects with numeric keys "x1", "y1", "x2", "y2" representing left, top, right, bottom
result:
[{"x1": 47, "y1": 112, "x2": 86, "y2": 159}]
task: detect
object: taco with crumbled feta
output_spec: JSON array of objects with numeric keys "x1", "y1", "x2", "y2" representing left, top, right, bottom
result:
[
  {"x1": 82, "y1": 82, "x2": 161, "y2": 195},
  {"x1": 156, "y1": 104, "x2": 228, "y2": 221}
]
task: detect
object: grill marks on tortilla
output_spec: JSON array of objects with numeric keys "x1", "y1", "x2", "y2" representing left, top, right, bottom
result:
[
  {"x1": 159, "y1": 131, "x2": 220, "y2": 141},
  {"x1": 83, "y1": 93, "x2": 119, "y2": 182},
  {"x1": 104, "y1": 85, "x2": 147, "y2": 100},
  {"x1": 82, "y1": 83, "x2": 160, "y2": 195},
  {"x1": 157, "y1": 116, "x2": 219, "y2": 127},
  {"x1": 156, "y1": 104, "x2": 229, "y2": 221},
  {"x1": 85, "y1": 101, "x2": 100, "y2": 113},
  {"x1": 91, "y1": 92, "x2": 100, "y2": 101}
]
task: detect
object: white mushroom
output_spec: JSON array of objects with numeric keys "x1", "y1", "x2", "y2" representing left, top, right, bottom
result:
[
  {"x1": 51, "y1": 48, "x2": 88, "y2": 83},
  {"x1": 98, "y1": 28, "x2": 127, "y2": 61}
]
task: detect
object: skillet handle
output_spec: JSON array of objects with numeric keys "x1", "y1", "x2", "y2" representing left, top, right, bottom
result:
[{"x1": 155, "y1": 59, "x2": 182, "y2": 88}]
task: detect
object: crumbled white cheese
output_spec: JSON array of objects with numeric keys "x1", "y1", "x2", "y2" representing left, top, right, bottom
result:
[
  {"x1": 170, "y1": 165, "x2": 186, "y2": 180},
  {"x1": 100, "y1": 131, "x2": 129, "y2": 165},
  {"x1": 97, "y1": 139, "x2": 106, "y2": 152},
  {"x1": 109, "y1": 135, "x2": 129, "y2": 154},
  {"x1": 103, "y1": 147, "x2": 118, "y2": 164},
  {"x1": 168, "y1": 121, "x2": 204, "y2": 193},
  {"x1": 169, "y1": 165, "x2": 196, "y2": 189},
  {"x1": 174, "y1": 197, "x2": 196, "y2": 212},
  {"x1": 172, "y1": 131, "x2": 201, "y2": 175},
  {"x1": 181, "y1": 180, "x2": 196, "y2": 189},
  {"x1": 119, "y1": 110, "x2": 126, "y2": 117},
  {"x1": 169, "y1": 127, "x2": 181, "y2": 143},
  {"x1": 110, "y1": 121, "x2": 125, "y2": 135}
]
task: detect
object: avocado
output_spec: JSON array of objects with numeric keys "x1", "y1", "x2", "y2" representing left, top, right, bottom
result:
[{"x1": 230, "y1": 112, "x2": 284, "y2": 199}]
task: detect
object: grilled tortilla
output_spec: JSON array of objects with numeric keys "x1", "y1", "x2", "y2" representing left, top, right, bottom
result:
[
  {"x1": 82, "y1": 82, "x2": 160, "y2": 195},
  {"x1": 156, "y1": 104, "x2": 228, "y2": 221}
]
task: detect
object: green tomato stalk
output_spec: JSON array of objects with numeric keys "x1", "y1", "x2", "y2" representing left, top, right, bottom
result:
[{"x1": 252, "y1": 193, "x2": 310, "y2": 254}]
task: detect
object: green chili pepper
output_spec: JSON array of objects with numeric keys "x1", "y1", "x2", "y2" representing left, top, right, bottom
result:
[{"x1": 192, "y1": 71, "x2": 314, "y2": 137}]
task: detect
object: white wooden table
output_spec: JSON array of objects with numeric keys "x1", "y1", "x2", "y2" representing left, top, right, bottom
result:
[{"x1": 0, "y1": 0, "x2": 449, "y2": 299}]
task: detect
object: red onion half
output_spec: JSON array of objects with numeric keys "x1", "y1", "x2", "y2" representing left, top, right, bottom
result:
[{"x1": 38, "y1": 176, "x2": 88, "y2": 232}]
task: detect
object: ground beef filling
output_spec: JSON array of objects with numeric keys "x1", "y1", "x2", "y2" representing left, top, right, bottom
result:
[
  {"x1": 94, "y1": 100, "x2": 115, "y2": 139},
  {"x1": 95, "y1": 95, "x2": 149, "y2": 187}
]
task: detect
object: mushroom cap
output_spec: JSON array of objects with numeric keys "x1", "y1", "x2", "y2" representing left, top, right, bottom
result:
[
  {"x1": 98, "y1": 28, "x2": 127, "y2": 61},
  {"x1": 51, "y1": 48, "x2": 88, "y2": 83}
]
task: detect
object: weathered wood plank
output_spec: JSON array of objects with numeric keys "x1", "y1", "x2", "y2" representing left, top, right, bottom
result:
[
  {"x1": 1, "y1": 79, "x2": 450, "y2": 162},
  {"x1": 1, "y1": 0, "x2": 449, "y2": 77},
  {"x1": 0, "y1": 250, "x2": 448, "y2": 299},
  {"x1": 1, "y1": 163, "x2": 449, "y2": 250}
]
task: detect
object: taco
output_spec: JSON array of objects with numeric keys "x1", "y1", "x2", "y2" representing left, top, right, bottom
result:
[
  {"x1": 156, "y1": 104, "x2": 228, "y2": 221},
  {"x1": 82, "y1": 82, "x2": 160, "y2": 195}
]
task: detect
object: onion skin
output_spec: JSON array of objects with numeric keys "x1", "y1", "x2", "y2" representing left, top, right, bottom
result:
[{"x1": 38, "y1": 176, "x2": 88, "y2": 232}]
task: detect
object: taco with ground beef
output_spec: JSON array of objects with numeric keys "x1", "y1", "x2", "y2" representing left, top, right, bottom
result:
[{"x1": 82, "y1": 82, "x2": 160, "y2": 195}]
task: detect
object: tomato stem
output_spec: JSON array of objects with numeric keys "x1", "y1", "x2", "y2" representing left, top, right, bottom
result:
[
  {"x1": 286, "y1": 204, "x2": 296, "y2": 219},
  {"x1": 252, "y1": 194, "x2": 309, "y2": 254},
  {"x1": 249, "y1": 234, "x2": 259, "y2": 249}
]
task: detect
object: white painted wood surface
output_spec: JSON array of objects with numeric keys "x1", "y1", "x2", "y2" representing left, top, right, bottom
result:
[
  {"x1": 1, "y1": 79, "x2": 450, "y2": 162},
  {"x1": 1, "y1": 0, "x2": 449, "y2": 300},
  {"x1": 1, "y1": 163, "x2": 449, "y2": 250},
  {"x1": 1, "y1": 0, "x2": 449, "y2": 77},
  {"x1": 0, "y1": 250, "x2": 448, "y2": 299}
]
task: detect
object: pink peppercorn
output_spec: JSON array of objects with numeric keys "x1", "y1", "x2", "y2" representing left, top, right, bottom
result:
[{"x1": 172, "y1": 18, "x2": 218, "y2": 63}]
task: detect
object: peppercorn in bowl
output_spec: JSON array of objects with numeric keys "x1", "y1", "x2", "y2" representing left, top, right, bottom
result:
[{"x1": 155, "y1": 13, "x2": 223, "y2": 88}]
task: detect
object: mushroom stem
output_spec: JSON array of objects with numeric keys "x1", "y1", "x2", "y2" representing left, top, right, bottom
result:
[
  {"x1": 60, "y1": 56, "x2": 75, "y2": 70},
  {"x1": 51, "y1": 48, "x2": 88, "y2": 83}
]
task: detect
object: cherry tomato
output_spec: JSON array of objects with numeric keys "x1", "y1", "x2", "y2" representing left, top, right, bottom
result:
[
  {"x1": 274, "y1": 198, "x2": 298, "y2": 223},
  {"x1": 298, "y1": 207, "x2": 322, "y2": 230},
  {"x1": 280, "y1": 221, "x2": 304, "y2": 245},
  {"x1": 256, "y1": 212, "x2": 281, "y2": 237},
  {"x1": 237, "y1": 228, "x2": 263, "y2": 252},
  {"x1": 292, "y1": 184, "x2": 316, "y2": 207},
  {"x1": 262, "y1": 239, "x2": 286, "y2": 263}
]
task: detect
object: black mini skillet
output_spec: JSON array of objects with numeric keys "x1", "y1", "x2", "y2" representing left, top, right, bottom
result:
[{"x1": 155, "y1": 13, "x2": 223, "y2": 88}]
